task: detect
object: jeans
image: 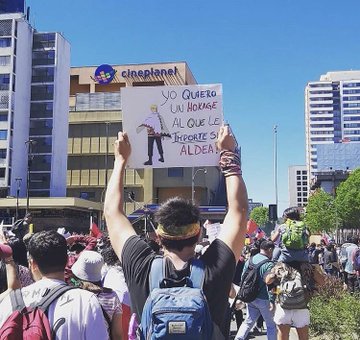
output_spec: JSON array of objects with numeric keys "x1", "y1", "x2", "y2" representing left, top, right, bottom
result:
[{"x1": 235, "y1": 298, "x2": 277, "y2": 340}]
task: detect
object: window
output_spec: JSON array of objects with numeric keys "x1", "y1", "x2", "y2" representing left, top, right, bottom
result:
[
  {"x1": 297, "y1": 192, "x2": 302, "y2": 197},
  {"x1": 0, "y1": 38, "x2": 11, "y2": 47},
  {"x1": 0, "y1": 56, "x2": 10, "y2": 66},
  {"x1": 297, "y1": 198, "x2": 302, "y2": 202},
  {"x1": 297, "y1": 176, "x2": 301, "y2": 180},
  {"x1": 297, "y1": 181, "x2": 301, "y2": 185},
  {"x1": 168, "y1": 167, "x2": 184, "y2": 177},
  {"x1": 0, "y1": 74, "x2": 10, "y2": 90},
  {"x1": 0, "y1": 168, "x2": 5, "y2": 178},
  {"x1": 296, "y1": 170, "x2": 301, "y2": 175},
  {"x1": 0, "y1": 130, "x2": 7, "y2": 139},
  {"x1": 0, "y1": 113, "x2": 7, "y2": 121},
  {"x1": 0, "y1": 149, "x2": 6, "y2": 158}
]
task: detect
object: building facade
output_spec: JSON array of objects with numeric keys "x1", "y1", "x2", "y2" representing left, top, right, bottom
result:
[
  {"x1": 0, "y1": 1, "x2": 70, "y2": 200},
  {"x1": 288, "y1": 165, "x2": 308, "y2": 207},
  {"x1": 305, "y1": 71, "x2": 360, "y2": 187},
  {"x1": 67, "y1": 63, "x2": 221, "y2": 216}
]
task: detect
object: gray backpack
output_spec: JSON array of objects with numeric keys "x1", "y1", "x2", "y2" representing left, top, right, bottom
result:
[{"x1": 278, "y1": 268, "x2": 309, "y2": 309}]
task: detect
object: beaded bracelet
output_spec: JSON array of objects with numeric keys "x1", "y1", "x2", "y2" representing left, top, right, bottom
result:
[{"x1": 219, "y1": 150, "x2": 242, "y2": 177}]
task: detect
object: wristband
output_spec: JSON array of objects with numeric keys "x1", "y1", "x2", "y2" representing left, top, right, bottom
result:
[{"x1": 219, "y1": 150, "x2": 242, "y2": 177}]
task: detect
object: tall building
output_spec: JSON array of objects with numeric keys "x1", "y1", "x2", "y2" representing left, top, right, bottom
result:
[
  {"x1": 68, "y1": 63, "x2": 221, "y2": 215},
  {"x1": 0, "y1": 1, "x2": 70, "y2": 199},
  {"x1": 305, "y1": 71, "x2": 360, "y2": 187},
  {"x1": 288, "y1": 165, "x2": 308, "y2": 207}
]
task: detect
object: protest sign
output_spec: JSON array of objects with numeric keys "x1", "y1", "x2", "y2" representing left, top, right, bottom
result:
[{"x1": 122, "y1": 84, "x2": 223, "y2": 168}]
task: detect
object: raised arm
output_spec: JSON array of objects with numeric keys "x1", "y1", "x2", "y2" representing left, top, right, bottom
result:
[
  {"x1": 104, "y1": 131, "x2": 137, "y2": 260},
  {"x1": 217, "y1": 125, "x2": 248, "y2": 261}
]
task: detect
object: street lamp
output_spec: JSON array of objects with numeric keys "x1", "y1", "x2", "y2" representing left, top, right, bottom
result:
[
  {"x1": 25, "y1": 139, "x2": 36, "y2": 214},
  {"x1": 191, "y1": 168, "x2": 207, "y2": 203},
  {"x1": 15, "y1": 177, "x2": 22, "y2": 221}
]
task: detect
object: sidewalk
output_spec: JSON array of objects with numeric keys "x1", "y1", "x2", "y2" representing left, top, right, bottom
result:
[{"x1": 229, "y1": 319, "x2": 298, "y2": 339}]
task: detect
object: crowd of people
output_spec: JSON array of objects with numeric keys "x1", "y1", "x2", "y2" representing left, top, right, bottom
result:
[
  {"x1": 230, "y1": 211, "x2": 360, "y2": 340},
  {"x1": 0, "y1": 126, "x2": 358, "y2": 340}
]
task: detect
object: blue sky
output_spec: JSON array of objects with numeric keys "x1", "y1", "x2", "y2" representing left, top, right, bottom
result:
[{"x1": 28, "y1": 0, "x2": 360, "y2": 213}]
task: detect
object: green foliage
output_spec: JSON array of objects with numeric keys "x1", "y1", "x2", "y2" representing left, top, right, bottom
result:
[
  {"x1": 249, "y1": 206, "x2": 269, "y2": 227},
  {"x1": 310, "y1": 277, "x2": 360, "y2": 339},
  {"x1": 304, "y1": 189, "x2": 336, "y2": 233},
  {"x1": 335, "y1": 168, "x2": 360, "y2": 229}
]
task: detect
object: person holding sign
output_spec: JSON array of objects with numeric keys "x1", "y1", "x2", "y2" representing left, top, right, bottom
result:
[
  {"x1": 136, "y1": 104, "x2": 171, "y2": 165},
  {"x1": 104, "y1": 125, "x2": 248, "y2": 339}
]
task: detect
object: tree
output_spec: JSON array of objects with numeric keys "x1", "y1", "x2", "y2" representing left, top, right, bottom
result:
[
  {"x1": 304, "y1": 189, "x2": 336, "y2": 233},
  {"x1": 335, "y1": 168, "x2": 360, "y2": 229},
  {"x1": 250, "y1": 206, "x2": 269, "y2": 227}
]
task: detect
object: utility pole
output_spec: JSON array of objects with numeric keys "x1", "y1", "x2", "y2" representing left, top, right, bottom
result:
[{"x1": 273, "y1": 125, "x2": 278, "y2": 218}]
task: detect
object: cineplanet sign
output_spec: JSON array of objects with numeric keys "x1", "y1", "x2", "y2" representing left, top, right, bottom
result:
[{"x1": 121, "y1": 66, "x2": 177, "y2": 78}]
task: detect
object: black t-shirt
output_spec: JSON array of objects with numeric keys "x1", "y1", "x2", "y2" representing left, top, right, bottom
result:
[{"x1": 121, "y1": 235, "x2": 236, "y2": 337}]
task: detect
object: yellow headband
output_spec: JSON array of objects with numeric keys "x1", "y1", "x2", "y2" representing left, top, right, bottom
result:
[{"x1": 156, "y1": 223, "x2": 201, "y2": 240}]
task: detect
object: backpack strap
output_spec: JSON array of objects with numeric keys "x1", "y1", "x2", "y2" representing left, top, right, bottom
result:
[
  {"x1": 189, "y1": 259, "x2": 205, "y2": 289},
  {"x1": 36, "y1": 284, "x2": 75, "y2": 312},
  {"x1": 149, "y1": 257, "x2": 165, "y2": 291},
  {"x1": 10, "y1": 288, "x2": 26, "y2": 312}
]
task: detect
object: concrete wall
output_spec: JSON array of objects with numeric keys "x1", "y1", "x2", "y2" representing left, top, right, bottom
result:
[
  {"x1": 10, "y1": 18, "x2": 32, "y2": 197},
  {"x1": 50, "y1": 33, "x2": 70, "y2": 196}
]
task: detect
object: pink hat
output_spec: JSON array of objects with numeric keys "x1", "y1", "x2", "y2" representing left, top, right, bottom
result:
[{"x1": 0, "y1": 244, "x2": 12, "y2": 259}]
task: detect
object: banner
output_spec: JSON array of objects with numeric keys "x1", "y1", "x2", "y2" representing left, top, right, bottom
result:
[{"x1": 122, "y1": 84, "x2": 223, "y2": 168}]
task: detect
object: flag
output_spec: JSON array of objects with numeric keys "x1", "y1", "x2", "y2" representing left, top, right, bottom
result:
[
  {"x1": 247, "y1": 219, "x2": 258, "y2": 234},
  {"x1": 255, "y1": 228, "x2": 265, "y2": 239},
  {"x1": 90, "y1": 222, "x2": 102, "y2": 239}
]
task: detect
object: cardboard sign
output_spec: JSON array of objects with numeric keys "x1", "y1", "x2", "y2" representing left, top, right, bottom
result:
[{"x1": 122, "y1": 84, "x2": 223, "y2": 168}]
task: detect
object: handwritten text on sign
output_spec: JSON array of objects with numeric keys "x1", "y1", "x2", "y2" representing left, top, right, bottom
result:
[{"x1": 122, "y1": 84, "x2": 223, "y2": 168}]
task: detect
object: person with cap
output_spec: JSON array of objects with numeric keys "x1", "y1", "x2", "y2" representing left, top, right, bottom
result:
[
  {"x1": 71, "y1": 250, "x2": 123, "y2": 340},
  {"x1": 104, "y1": 125, "x2": 248, "y2": 339}
]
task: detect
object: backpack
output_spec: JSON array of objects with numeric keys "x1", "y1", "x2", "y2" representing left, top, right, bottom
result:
[
  {"x1": 281, "y1": 220, "x2": 308, "y2": 250},
  {"x1": 140, "y1": 257, "x2": 214, "y2": 340},
  {"x1": 353, "y1": 248, "x2": 360, "y2": 272},
  {"x1": 278, "y1": 267, "x2": 309, "y2": 310},
  {"x1": 0, "y1": 284, "x2": 74, "y2": 340},
  {"x1": 237, "y1": 257, "x2": 271, "y2": 303}
]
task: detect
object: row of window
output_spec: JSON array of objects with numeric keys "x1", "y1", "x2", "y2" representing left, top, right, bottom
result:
[
  {"x1": 309, "y1": 110, "x2": 333, "y2": 115},
  {"x1": 343, "y1": 109, "x2": 360, "y2": 114},
  {"x1": 344, "y1": 116, "x2": 360, "y2": 121},
  {"x1": 343, "y1": 96, "x2": 360, "y2": 101},
  {"x1": 310, "y1": 137, "x2": 334, "y2": 142},
  {"x1": 310, "y1": 124, "x2": 334, "y2": 128},
  {"x1": 344, "y1": 103, "x2": 360, "y2": 108},
  {"x1": 296, "y1": 170, "x2": 307, "y2": 175},
  {"x1": 343, "y1": 83, "x2": 360, "y2": 88},
  {"x1": 311, "y1": 130, "x2": 333, "y2": 135},
  {"x1": 344, "y1": 123, "x2": 360, "y2": 128},
  {"x1": 296, "y1": 181, "x2": 308, "y2": 186},
  {"x1": 309, "y1": 104, "x2": 332, "y2": 108},
  {"x1": 343, "y1": 89, "x2": 360, "y2": 94},
  {"x1": 308, "y1": 83, "x2": 331, "y2": 88},
  {"x1": 309, "y1": 97, "x2": 332, "y2": 102},
  {"x1": 310, "y1": 117, "x2": 334, "y2": 122},
  {"x1": 296, "y1": 175, "x2": 308, "y2": 180},
  {"x1": 344, "y1": 130, "x2": 360, "y2": 135}
]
